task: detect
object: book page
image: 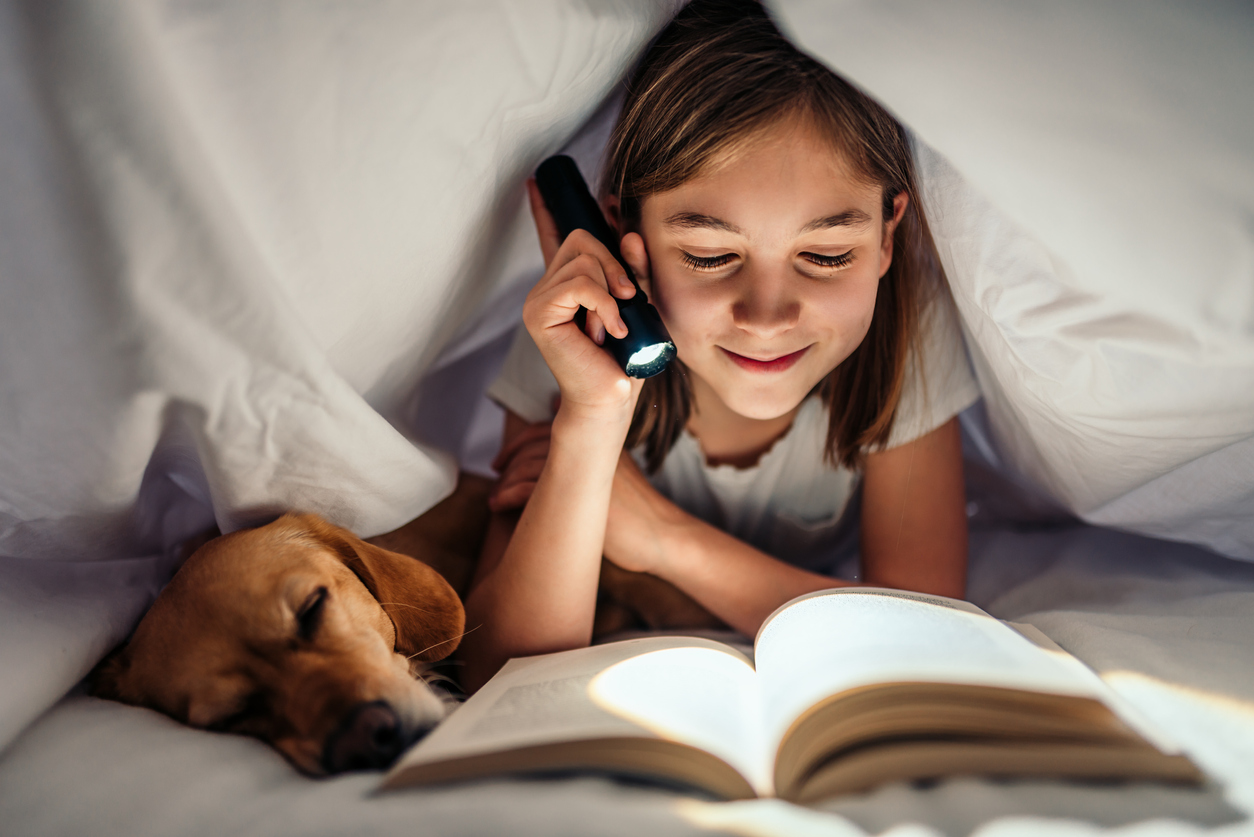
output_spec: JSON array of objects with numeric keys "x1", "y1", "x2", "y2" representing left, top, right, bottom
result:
[
  {"x1": 754, "y1": 589, "x2": 1107, "y2": 748},
  {"x1": 390, "y1": 635, "x2": 770, "y2": 792}
]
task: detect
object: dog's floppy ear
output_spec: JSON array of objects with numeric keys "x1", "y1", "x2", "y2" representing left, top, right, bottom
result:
[
  {"x1": 89, "y1": 644, "x2": 133, "y2": 702},
  {"x1": 300, "y1": 515, "x2": 466, "y2": 662}
]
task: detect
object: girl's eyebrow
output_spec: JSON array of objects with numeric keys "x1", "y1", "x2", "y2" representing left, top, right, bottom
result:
[
  {"x1": 664, "y1": 212, "x2": 742, "y2": 234},
  {"x1": 663, "y1": 209, "x2": 873, "y2": 235},
  {"x1": 800, "y1": 209, "x2": 873, "y2": 232}
]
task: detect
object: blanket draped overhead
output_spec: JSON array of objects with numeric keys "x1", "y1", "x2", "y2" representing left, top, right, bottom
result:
[{"x1": 0, "y1": 0, "x2": 1251, "y2": 758}]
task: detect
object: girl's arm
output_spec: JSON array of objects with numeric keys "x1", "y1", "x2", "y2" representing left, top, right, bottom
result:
[
  {"x1": 458, "y1": 182, "x2": 642, "y2": 693},
  {"x1": 460, "y1": 407, "x2": 630, "y2": 693},
  {"x1": 601, "y1": 454, "x2": 854, "y2": 635},
  {"x1": 483, "y1": 414, "x2": 969, "y2": 646},
  {"x1": 601, "y1": 417, "x2": 968, "y2": 634},
  {"x1": 859, "y1": 416, "x2": 969, "y2": 599}
]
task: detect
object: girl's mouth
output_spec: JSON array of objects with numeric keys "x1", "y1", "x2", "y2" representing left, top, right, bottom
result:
[{"x1": 720, "y1": 346, "x2": 810, "y2": 373}]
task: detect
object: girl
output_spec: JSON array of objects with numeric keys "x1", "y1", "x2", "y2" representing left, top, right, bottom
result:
[{"x1": 461, "y1": 0, "x2": 978, "y2": 692}]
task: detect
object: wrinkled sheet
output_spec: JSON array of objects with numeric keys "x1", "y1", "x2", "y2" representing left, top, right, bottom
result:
[
  {"x1": 3, "y1": 521, "x2": 1252, "y2": 837},
  {"x1": 2, "y1": 1, "x2": 1254, "y2": 835},
  {"x1": 0, "y1": 0, "x2": 675, "y2": 753},
  {"x1": 775, "y1": 0, "x2": 1254, "y2": 560}
]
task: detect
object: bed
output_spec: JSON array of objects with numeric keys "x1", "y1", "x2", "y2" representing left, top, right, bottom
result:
[{"x1": 2, "y1": 2, "x2": 1252, "y2": 835}]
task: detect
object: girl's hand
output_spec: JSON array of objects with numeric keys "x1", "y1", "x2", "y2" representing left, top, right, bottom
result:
[
  {"x1": 523, "y1": 179, "x2": 643, "y2": 419},
  {"x1": 488, "y1": 420, "x2": 551, "y2": 512}
]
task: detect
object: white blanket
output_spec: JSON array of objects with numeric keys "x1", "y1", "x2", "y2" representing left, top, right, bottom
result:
[
  {"x1": 1, "y1": 1, "x2": 1253, "y2": 833},
  {"x1": 3, "y1": 522, "x2": 1252, "y2": 836}
]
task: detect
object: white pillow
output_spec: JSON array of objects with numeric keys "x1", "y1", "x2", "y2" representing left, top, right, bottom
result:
[{"x1": 774, "y1": 0, "x2": 1254, "y2": 559}]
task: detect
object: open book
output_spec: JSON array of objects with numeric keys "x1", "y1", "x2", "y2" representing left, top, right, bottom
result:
[{"x1": 383, "y1": 588, "x2": 1202, "y2": 802}]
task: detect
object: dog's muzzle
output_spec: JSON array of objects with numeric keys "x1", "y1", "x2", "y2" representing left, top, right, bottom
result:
[{"x1": 322, "y1": 700, "x2": 434, "y2": 774}]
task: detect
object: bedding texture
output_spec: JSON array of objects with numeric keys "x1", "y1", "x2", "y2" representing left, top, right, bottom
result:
[
  {"x1": 776, "y1": 0, "x2": 1254, "y2": 560},
  {"x1": 0, "y1": 0, "x2": 679, "y2": 754},
  {"x1": 1, "y1": 0, "x2": 1253, "y2": 834}
]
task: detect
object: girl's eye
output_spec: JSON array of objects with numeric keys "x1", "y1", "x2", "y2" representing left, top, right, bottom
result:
[
  {"x1": 680, "y1": 251, "x2": 737, "y2": 271},
  {"x1": 803, "y1": 250, "x2": 854, "y2": 269}
]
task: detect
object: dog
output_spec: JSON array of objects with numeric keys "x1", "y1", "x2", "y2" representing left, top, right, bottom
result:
[
  {"x1": 91, "y1": 488, "x2": 481, "y2": 776},
  {"x1": 92, "y1": 472, "x2": 718, "y2": 775}
]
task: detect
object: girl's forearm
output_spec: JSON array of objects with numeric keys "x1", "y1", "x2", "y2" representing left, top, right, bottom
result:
[
  {"x1": 638, "y1": 511, "x2": 852, "y2": 637},
  {"x1": 462, "y1": 408, "x2": 630, "y2": 688}
]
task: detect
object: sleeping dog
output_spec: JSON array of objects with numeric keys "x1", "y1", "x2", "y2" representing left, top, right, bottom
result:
[
  {"x1": 91, "y1": 484, "x2": 482, "y2": 777},
  {"x1": 92, "y1": 474, "x2": 720, "y2": 775}
]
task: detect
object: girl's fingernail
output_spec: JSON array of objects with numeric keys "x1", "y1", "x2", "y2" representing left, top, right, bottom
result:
[{"x1": 594, "y1": 324, "x2": 606, "y2": 345}]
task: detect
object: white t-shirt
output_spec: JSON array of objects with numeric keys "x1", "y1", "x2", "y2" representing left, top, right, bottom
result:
[{"x1": 487, "y1": 287, "x2": 979, "y2": 576}]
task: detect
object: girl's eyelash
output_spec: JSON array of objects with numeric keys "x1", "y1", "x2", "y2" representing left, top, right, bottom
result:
[
  {"x1": 804, "y1": 250, "x2": 854, "y2": 268},
  {"x1": 680, "y1": 251, "x2": 854, "y2": 270},
  {"x1": 681, "y1": 251, "x2": 737, "y2": 271}
]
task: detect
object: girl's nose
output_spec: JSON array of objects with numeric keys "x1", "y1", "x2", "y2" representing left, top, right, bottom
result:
[{"x1": 731, "y1": 269, "x2": 800, "y2": 339}]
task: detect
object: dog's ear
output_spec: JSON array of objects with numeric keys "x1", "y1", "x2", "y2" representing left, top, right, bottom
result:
[
  {"x1": 300, "y1": 515, "x2": 466, "y2": 662},
  {"x1": 90, "y1": 644, "x2": 133, "y2": 702}
]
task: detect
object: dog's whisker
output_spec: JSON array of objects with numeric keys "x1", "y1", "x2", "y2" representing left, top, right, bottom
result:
[
  {"x1": 407, "y1": 624, "x2": 481, "y2": 661},
  {"x1": 375, "y1": 601, "x2": 440, "y2": 615}
]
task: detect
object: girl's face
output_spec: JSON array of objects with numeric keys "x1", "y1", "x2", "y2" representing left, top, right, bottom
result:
[{"x1": 634, "y1": 117, "x2": 906, "y2": 423}]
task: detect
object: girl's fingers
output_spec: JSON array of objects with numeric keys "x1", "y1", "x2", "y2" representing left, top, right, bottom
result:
[
  {"x1": 492, "y1": 423, "x2": 552, "y2": 472},
  {"x1": 533, "y1": 229, "x2": 631, "y2": 304},
  {"x1": 584, "y1": 309, "x2": 606, "y2": 346},
  {"x1": 526, "y1": 178, "x2": 562, "y2": 266},
  {"x1": 532, "y1": 271, "x2": 629, "y2": 340},
  {"x1": 500, "y1": 445, "x2": 549, "y2": 484},
  {"x1": 488, "y1": 480, "x2": 536, "y2": 512},
  {"x1": 490, "y1": 444, "x2": 549, "y2": 509}
]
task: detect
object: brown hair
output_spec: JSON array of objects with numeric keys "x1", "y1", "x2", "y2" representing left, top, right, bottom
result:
[{"x1": 605, "y1": 0, "x2": 941, "y2": 472}]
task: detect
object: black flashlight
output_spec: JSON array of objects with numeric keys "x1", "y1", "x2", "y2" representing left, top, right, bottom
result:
[{"x1": 534, "y1": 155, "x2": 676, "y2": 379}]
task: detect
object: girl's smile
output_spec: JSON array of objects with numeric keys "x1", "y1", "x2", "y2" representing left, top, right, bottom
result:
[{"x1": 719, "y1": 345, "x2": 810, "y2": 373}]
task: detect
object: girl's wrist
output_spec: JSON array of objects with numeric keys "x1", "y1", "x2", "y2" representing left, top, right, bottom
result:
[
  {"x1": 546, "y1": 406, "x2": 633, "y2": 480},
  {"x1": 552, "y1": 396, "x2": 635, "y2": 441}
]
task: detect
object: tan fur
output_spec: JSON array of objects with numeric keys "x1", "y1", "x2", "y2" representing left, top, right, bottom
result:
[
  {"x1": 91, "y1": 472, "x2": 719, "y2": 774},
  {"x1": 92, "y1": 505, "x2": 470, "y2": 775}
]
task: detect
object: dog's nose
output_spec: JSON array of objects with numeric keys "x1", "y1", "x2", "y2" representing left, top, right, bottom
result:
[{"x1": 322, "y1": 701, "x2": 409, "y2": 773}]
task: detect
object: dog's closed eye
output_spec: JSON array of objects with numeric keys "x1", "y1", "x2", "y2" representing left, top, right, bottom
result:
[
  {"x1": 297, "y1": 586, "x2": 328, "y2": 641},
  {"x1": 209, "y1": 691, "x2": 268, "y2": 733}
]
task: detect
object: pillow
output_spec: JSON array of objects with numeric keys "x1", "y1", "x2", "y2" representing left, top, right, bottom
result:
[{"x1": 773, "y1": 0, "x2": 1254, "y2": 559}]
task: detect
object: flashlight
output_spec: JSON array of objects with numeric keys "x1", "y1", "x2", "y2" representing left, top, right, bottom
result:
[{"x1": 534, "y1": 155, "x2": 676, "y2": 379}]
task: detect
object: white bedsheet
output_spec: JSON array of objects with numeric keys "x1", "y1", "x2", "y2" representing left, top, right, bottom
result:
[
  {"x1": 2, "y1": 1, "x2": 1253, "y2": 835},
  {"x1": 3, "y1": 521, "x2": 1252, "y2": 837},
  {"x1": 775, "y1": 0, "x2": 1254, "y2": 560}
]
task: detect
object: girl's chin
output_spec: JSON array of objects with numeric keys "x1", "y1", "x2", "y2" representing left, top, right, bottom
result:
[
  {"x1": 683, "y1": 359, "x2": 819, "y2": 421},
  {"x1": 715, "y1": 386, "x2": 812, "y2": 422}
]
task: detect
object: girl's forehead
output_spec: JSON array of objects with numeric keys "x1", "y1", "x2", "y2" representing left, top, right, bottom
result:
[{"x1": 642, "y1": 121, "x2": 883, "y2": 234}]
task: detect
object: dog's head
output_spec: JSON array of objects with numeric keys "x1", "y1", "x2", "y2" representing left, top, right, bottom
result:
[{"x1": 92, "y1": 513, "x2": 465, "y2": 775}]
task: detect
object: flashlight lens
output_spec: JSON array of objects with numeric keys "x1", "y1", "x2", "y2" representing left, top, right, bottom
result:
[{"x1": 625, "y1": 341, "x2": 677, "y2": 379}]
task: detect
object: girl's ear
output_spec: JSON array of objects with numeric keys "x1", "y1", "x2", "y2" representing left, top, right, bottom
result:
[
  {"x1": 878, "y1": 191, "x2": 910, "y2": 278},
  {"x1": 619, "y1": 232, "x2": 653, "y2": 297},
  {"x1": 602, "y1": 194, "x2": 624, "y2": 236}
]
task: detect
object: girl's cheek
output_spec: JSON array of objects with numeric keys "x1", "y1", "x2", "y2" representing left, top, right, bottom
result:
[{"x1": 658, "y1": 279, "x2": 726, "y2": 341}]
